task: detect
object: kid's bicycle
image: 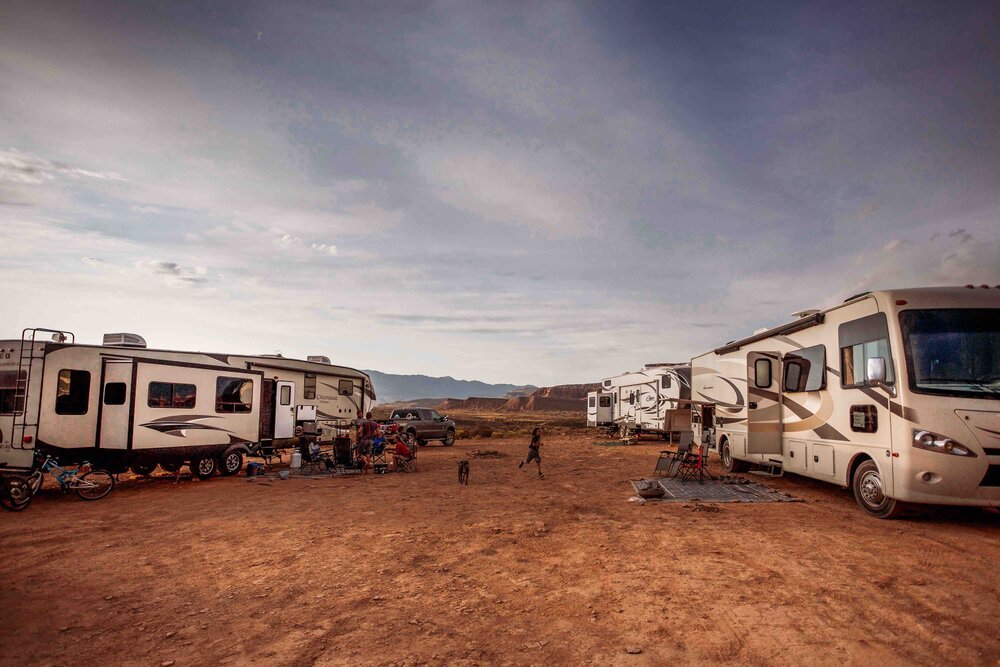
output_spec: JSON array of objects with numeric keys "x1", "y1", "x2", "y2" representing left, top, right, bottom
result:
[{"x1": 26, "y1": 452, "x2": 116, "y2": 501}]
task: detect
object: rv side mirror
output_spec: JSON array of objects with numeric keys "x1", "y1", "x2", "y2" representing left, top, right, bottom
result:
[{"x1": 866, "y1": 357, "x2": 886, "y2": 383}]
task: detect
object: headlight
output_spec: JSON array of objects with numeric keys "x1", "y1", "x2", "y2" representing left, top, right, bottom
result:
[{"x1": 912, "y1": 429, "x2": 977, "y2": 457}]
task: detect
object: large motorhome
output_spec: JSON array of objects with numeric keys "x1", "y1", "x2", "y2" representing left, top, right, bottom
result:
[
  {"x1": 587, "y1": 363, "x2": 691, "y2": 438},
  {"x1": 0, "y1": 329, "x2": 374, "y2": 478},
  {"x1": 691, "y1": 286, "x2": 1000, "y2": 517}
]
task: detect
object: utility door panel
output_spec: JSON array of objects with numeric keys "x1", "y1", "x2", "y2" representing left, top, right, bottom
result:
[
  {"x1": 275, "y1": 381, "x2": 295, "y2": 438},
  {"x1": 98, "y1": 360, "x2": 133, "y2": 450},
  {"x1": 746, "y1": 352, "x2": 783, "y2": 455}
]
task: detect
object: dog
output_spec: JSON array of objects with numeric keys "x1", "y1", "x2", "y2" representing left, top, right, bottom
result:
[{"x1": 457, "y1": 459, "x2": 469, "y2": 485}]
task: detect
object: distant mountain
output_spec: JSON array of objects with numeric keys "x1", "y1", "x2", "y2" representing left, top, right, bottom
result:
[{"x1": 365, "y1": 370, "x2": 536, "y2": 404}]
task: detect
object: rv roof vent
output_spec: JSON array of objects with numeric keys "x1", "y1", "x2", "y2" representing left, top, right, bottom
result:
[
  {"x1": 791, "y1": 309, "x2": 821, "y2": 318},
  {"x1": 260, "y1": 353, "x2": 284, "y2": 358},
  {"x1": 103, "y1": 332, "x2": 147, "y2": 348},
  {"x1": 307, "y1": 355, "x2": 332, "y2": 364},
  {"x1": 753, "y1": 327, "x2": 769, "y2": 335}
]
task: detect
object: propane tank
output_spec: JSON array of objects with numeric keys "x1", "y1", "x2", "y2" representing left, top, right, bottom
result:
[{"x1": 290, "y1": 450, "x2": 302, "y2": 469}]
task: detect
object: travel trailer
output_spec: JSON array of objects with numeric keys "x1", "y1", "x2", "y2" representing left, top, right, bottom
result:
[
  {"x1": 589, "y1": 363, "x2": 692, "y2": 438},
  {"x1": 690, "y1": 286, "x2": 1000, "y2": 517},
  {"x1": 0, "y1": 329, "x2": 374, "y2": 479}
]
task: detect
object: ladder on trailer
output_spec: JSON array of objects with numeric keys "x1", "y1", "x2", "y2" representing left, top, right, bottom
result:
[{"x1": 10, "y1": 328, "x2": 74, "y2": 450}]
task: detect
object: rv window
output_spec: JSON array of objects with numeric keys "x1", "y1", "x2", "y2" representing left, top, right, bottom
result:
[
  {"x1": 148, "y1": 382, "x2": 196, "y2": 409},
  {"x1": 599, "y1": 396, "x2": 611, "y2": 407},
  {"x1": 839, "y1": 314, "x2": 894, "y2": 388},
  {"x1": 55, "y1": 369, "x2": 91, "y2": 415},
  {"x1": 338, "y1": 379, "x2": 353, "y2": 396},
  {"x1": 0, "y1": 370, "x2": 26, "y2": 415},
  {"x1": 754, "y1": 359, "x2": 771, "y2": 388},
  {"x1": 103, "y1": 382, "x2": 127, "y2": 405},
  {"x1": 629, "y1": 392, "x2": 635, "y2": 405},
  {"x1": 603, "y1": 380, "x2": 611, "y2": 387},
  {"x1": 279, "y1": 384, "x2": 292, "y2": 406},
  {"x1": 216, "y1": 377, "x2": 253, "y2": 413},
  {"x1": 783, "y1": 345, "x2": 827, "y2": 392},
  {"x1": 661, "y1": 375, "x2": 672, "y2": 389},
  {"x1": 304, "y1": 374, "x2": 317, "y2": 400},
  {"x1": 589, "y1": 396, "x2": 596, "y2": 407}
]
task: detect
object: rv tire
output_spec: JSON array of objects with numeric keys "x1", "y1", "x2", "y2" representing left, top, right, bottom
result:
[
  {"x1": 220, "y1": 449, "x2": 244, "y2": 476},
  {"x1": 720, "y1": 438, "x2": 750, "y2": 473},
  {"x1": 192, "y1": 456, "x2": 217, "y2": 480},
  {"x1": 852, "y1": 459, "x2": 905, "y2": 519},
  {"x1": 129, "y1": 463, "x2": 156, "y2": 477},
  {"x1": 160, "y1": 462, "x2": 181, "y2": 473}
]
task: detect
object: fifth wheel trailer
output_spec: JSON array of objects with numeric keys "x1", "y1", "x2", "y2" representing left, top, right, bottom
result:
[
  {"x1": 690, "y1": 286, "x2": 1000, "y2": 517},
  {"x1": 0, "y1": 329, "x2": 375, "y2": 478},
  {"x1": 590, "y1": 363, "x2": 692, "y2": 438}
]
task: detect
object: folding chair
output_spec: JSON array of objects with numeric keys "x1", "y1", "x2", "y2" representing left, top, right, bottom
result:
[
  {"x1": 652, "y1": 432, "x2": 694, "y2": 477},
  {"x1": 371, "y1": 438, "x2": 390, "y2": 474},
  {"x1": 675, "y1": 441, "x2": 715, "y2": 484}
]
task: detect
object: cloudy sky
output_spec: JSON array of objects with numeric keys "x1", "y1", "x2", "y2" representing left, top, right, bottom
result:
[{"x1": 1, "y1": 1, "x2": 998, "y2": 386}]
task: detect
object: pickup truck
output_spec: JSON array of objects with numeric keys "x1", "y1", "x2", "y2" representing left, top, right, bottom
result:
[{"x1": 386, "y1": 408, "x2": 456, "y2": 446}]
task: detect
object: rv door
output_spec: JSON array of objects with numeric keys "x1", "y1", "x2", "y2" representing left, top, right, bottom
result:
[
  {"x1": 275, "y1": 381, "x2": 295, "y2": 438},
  {"x1": 746, "y1": 351, "x2": 783, "y2": 455},
  {"x1": 98, "y1": 360, "x2": 133, "y2": 451}
]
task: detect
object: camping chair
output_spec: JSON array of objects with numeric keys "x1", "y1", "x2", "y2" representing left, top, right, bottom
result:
[
  {"x1": 676, "y1": 441, "x2": 715, "y2": 484},
  {"x1": 371, "y1": 437, "x2": 389, "y2": 474},
  {"x1": 249, "y1": 441, "x2": 282, "y2": 469},
  {"x1": 652, "y1": 432, "x2": 694, "y2": 477},
  {"x1": 396, "y1": 452, "x2": 416, "y2": 473},
  {"x1": 299, "y1": 447, "x2": 331, "y2": 476}
]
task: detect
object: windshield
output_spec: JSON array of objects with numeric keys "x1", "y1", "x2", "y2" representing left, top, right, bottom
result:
[{"x1": 900, "y1": 309, "x2": 1000, "y2": 399}]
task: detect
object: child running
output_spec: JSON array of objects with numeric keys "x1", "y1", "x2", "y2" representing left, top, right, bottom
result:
[{"x1": 518, "y1": 427, "x2": 544, "y2": 479}]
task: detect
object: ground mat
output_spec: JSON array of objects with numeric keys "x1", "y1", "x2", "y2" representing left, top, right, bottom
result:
[{"x1": 630, "y1": 478, "x2": 801, "y2": 503}]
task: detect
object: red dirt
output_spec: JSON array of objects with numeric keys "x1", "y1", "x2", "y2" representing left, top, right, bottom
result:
[{"x1": 1, "y1": 435, "x2": 997, "y2": 666}]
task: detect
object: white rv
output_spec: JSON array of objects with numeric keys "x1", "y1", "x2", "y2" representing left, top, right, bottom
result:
[
  {"x1": 592, "y1": 364, "x2": 692, "y2": 438},
  {"x1": 691, "y1": 286, "x2": 1000, "y2": 517},
  {"x1": 0, "y1": 329, "x2": 374, "y2": 479}
]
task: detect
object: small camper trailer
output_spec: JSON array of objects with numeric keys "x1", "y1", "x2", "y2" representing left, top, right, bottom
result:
[
  {"x1": 592, "y1": 364, "x2": 692, "y2": 438},
  {"x1": 691, "y1": 286, "x2": 1000, "y2": 517},
  {"x1": 0, "y1": 329, "x2": 374, "y2": 478}
]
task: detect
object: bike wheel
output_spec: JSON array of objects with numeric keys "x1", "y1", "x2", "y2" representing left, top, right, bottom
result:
[
  {"x1": 0, "y1": 476, "x2": 34, "y2": 512},
  {"x1": 75, "y1": 470, "x2": 115, "y2": 500}
]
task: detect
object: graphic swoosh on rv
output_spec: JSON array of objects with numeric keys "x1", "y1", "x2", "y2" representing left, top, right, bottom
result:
[{"x1": 140, "y1": 414, "x2": 234, "y2": 438}]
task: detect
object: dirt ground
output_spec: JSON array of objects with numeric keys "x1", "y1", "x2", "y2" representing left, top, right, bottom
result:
[{"x1": 1, "y1": 434, "x2": 998, "y2": 666}]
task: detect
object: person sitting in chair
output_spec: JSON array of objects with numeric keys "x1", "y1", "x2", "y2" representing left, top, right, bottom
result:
[{"x1": 392, "y1": 434, "x2": 413, "y2": 471}]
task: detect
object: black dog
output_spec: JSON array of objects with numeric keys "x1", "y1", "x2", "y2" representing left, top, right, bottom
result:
[{"x1": 458, "y1": 460, "x2": 469, "y2": 485}]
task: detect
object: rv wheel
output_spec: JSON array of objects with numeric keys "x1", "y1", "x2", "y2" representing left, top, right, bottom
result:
[
  {"x1": 160, "y1": 462, "x2": 181, "y2": 473},
  {"x1": 129, "y1": 463, "x2": 156, "y2": 477},
  {"x1": 720, "y1": 439, "x2": 750, "y2": 473},
  {"x1": 220, "y1": 450, "x2": 244, "y2": 476},
  {"x1": 852, "y1": 460, "x2": 904, "y2": 519},
  {"x1": 192, "y1": 456, "x2": 217, "y2": 480}
]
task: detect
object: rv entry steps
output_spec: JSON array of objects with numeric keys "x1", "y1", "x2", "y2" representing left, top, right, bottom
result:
[{"x1": 748, "y1": 460, "x2": 784, "y2": 478}]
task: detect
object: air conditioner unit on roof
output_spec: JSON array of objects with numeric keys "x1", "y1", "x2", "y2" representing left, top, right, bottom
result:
[
  {"x1": 307, "y1": 355, "x2": 332, "y2": 364},
  {"x1": 103, "y1": 333, "x2": 147, "y2": 348}
]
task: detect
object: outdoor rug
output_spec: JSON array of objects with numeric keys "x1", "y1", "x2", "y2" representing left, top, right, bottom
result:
[{"x1": 629, "y1": 478, "x2": 801, "y2": 503}]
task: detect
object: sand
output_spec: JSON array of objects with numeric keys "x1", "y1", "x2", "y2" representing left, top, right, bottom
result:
[{"x1": 1, "y1": 434, "x2": 997, "y2": 665}]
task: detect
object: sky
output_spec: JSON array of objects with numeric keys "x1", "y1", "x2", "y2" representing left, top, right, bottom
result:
[{"x1": 1, "y1": 0, "x2": 998, "y2": 387}]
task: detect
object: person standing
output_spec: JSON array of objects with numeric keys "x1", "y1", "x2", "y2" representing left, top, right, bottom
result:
[
  {"x1": 518, "y1": 427, "x2": 544, "y2": 479},
  {"x1": 355, "y1": 412, "x2": 376, "y2": 472}
]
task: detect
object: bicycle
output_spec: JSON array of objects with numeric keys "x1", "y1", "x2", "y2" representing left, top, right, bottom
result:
[
  {"x1": 0, "y1": 464, "x2": 33, "y2": 512},
  {"x1": 27, "y1": 452, "x2": 116, "y2": 501}
]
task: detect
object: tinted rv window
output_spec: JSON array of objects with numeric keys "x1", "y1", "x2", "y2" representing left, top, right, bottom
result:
[
  {"x1": 338, "y1": 379, "x2": 354, "y2": 396},
  {"x1": 148, "y1": 382, "x2": 196, "y2": 409},
  {"x1": 783, "y1": 345, "x2": 827, "y2": 392},
  {"x1": 0, "y1": 370, "x2": 26, "y2": 415},
  {"x1": 839, "y1": 313, "x2": 894, "y2": 387},
  {"x1": 599, "y1": 396, "x2": 611, "y2": 407},
  {"x1": 103, "y1": 382, "x2": 127, "y2": 405},
  {"x1": 754, "y1": 359, "x2": 771, "y2": 388},
  {"x1": 55, "y1": 369, "x2": 91, "y2": 415},
  {"x1": 304, "y1": 373, "x2": 317, "y2": 400},
  {"x1": 279, "y1": 385, "x2": 292, "y2": 406},
  {"x1": 216, "y1": 377, "x2": 253, "y2": 413},
  {"x1": 661, "y1": 375, "x2": 672, "y2": 389},
  {"x1": 589, "y1": 396, "x2": 596, "y2": 407}
]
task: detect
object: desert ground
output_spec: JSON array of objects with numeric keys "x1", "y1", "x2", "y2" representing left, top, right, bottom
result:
[{"x1": 1, "y1": 424, "x2": 998, "y2": 666}]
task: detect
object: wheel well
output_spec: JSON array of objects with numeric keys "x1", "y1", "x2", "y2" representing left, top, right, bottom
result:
[{"x1": 848, "y1": 453, "x2": 873, "y2": 484}]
